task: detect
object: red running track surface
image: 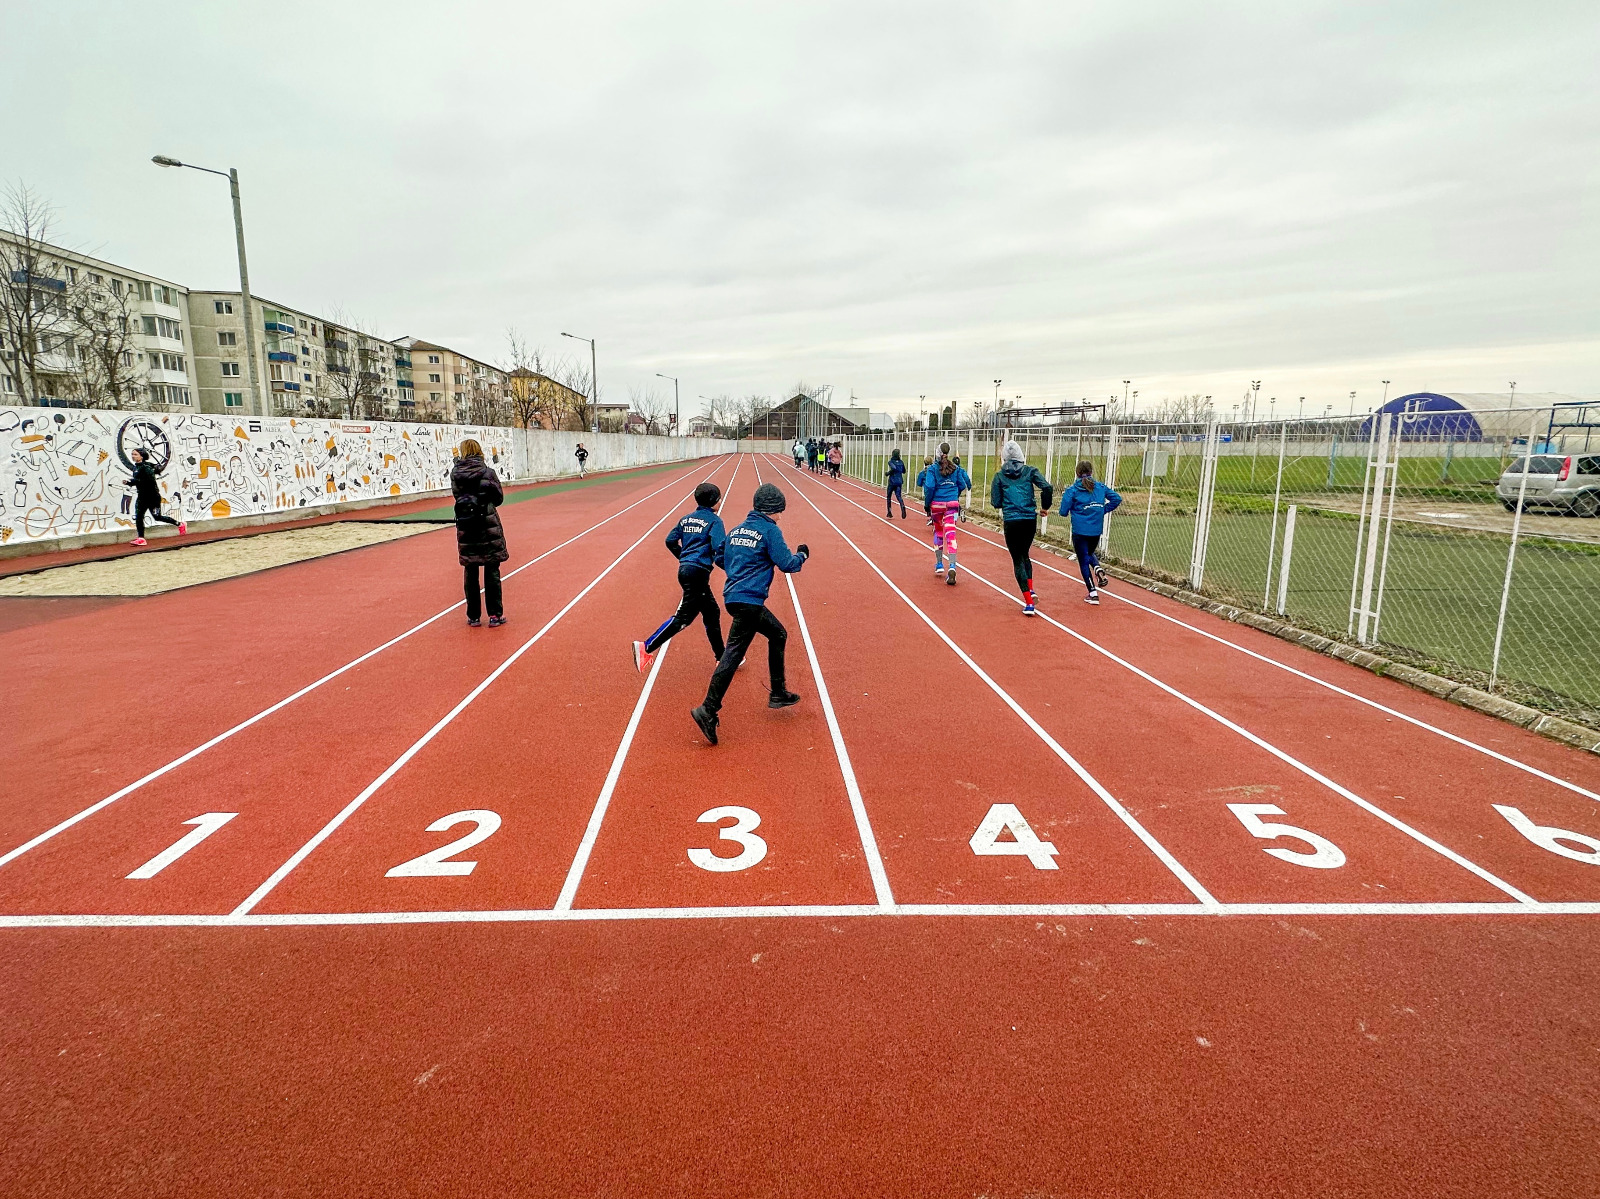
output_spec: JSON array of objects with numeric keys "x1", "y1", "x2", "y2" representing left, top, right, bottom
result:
[{"x1": 4, "y1": 451, "x2": 1599, "y2": 1196}]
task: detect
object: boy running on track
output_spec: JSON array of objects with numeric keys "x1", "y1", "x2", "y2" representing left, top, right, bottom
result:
[
  {"x1": 885, "y1": 448, "x2": 908, "y2": 518},
  {"x1": 633, "y1": 481, "x2": 727, "y2": 672},
  {"x1": 574, "y1": 443, "x2": 590, "y2": 478},
  {"x1": 691, "y1": 482, "x2": 809, "y2": 746},
  {"x1": 917, "y1": 455, "x2": 936, "y2": 524},
  {"x1": 125, "y1": 447, "x2": 185, "y2": 546},
  {"x1": 792, "y1": 439, "x2": 805, "y2": 469},
  {"x1": 990, "y1": 440, "x2": 1053, "y2": 615},
  {"x1": 1059, "y1": 459, "x2": 1122, "y2": 605},
  {"x1": 925, "y1": 442, "x2": 972, "y2": 585}
]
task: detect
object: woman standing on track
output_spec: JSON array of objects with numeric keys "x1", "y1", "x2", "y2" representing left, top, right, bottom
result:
[
  {"x1": 925, "y1": 442, "x2": 972, "y2": 585},
  {"x1": 989, "y1": 440, "x2": 1053, "y2": 615},
  {"x1": 452, "y1": 438, "x2": 509, "y2": 627},
  {"x1": 885, "y1": 448, "x2": 908, "y2": 518},
  {"x1": 1058, "y1": 459, "x2": 1122, "y2": 606},
  {"x1": 125, "y1": 447, "x2": 185, "y2": 547}
]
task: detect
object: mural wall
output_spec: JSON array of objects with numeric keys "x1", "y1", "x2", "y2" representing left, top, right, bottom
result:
[{"x1": 0, "y1": 406, "x2": 731, "y2": 547}]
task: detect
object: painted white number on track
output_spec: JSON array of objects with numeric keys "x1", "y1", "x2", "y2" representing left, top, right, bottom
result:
[
  {"x1": 386, "y1": 810, "x2": 502, "y2": 877},
  {"x1": 969, "y1": 803, "x2": 1059, "y2": 870},
  {"x1": 126, "y1": 812, "x2": 239, "y2": 880},
  {"x1": 1493, "y1": 805, "x2": 1600, "y2": 865},
  {"x1": 688, "y1": 806, "x2": 767, "y2": 872},
  {"x1": 1227, "y1": 803, "x2": 1346, "y2": 869}
]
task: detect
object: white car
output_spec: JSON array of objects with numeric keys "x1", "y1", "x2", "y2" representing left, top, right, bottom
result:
[{"x1": 1497, "y1": 453, "x2": 1600, "y2": 517}]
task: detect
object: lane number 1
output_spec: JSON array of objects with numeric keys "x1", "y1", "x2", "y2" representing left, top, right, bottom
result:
[
  {"x1": 1227, "y1": 803, "x2": 1346, "y2": 869},
  {"x1": 126, "y1": 812, "x2": 239, "y2": 880},
  {"x1": 689, "y1": 806, "x2": 767, "y2": 872}
]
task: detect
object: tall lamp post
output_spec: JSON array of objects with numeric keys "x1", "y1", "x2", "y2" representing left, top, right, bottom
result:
[
  {"x1": 655, "y1": 372, "x2": 678, "y2": 436},
  {"x1": 562, "y1": 332, "x2": 599, "y2": 432},
  {"x1": 152, "y1": 155, "x2": 264, "y2": 417},
  {"x1": 1251, "y1": 379, "x2": 1262, "y2": 423}
]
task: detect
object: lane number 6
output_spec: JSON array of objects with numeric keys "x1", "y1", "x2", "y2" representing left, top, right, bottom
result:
[
  {"x1": 688, "y1": 806, "x2": 768, "y2": 872},
  {"x1": 1227, "y1": 803, "x2": 1346, "y2": 869}
]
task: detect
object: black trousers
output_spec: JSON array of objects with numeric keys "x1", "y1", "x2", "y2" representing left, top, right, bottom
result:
[
  {"x1": 646, "y1": 567, "x2": 724, "y2": 658},
  {"x1": 1071, "y1": 532, "x2": 1102, "y2": 589},
  {"x1": 1003, "y1": 519, "x2": 1036, "y2": 594},
  {"x1": 703, "y1": 602, "x2": 787, "y2": 715},
  {"x1": 464, "y1": 562, "x2": 503, "y2": 620},
  {"x1": 134, "y1": 498, "x2": 178, "y2": 537},
  {"x1": 886, "y1": 482, "x2": 905, "y2": 515}
]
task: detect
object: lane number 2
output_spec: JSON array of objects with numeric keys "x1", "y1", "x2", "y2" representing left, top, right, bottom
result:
[
  {"x1": 689, "y1": 806, "x2": 767, "y2": 872},
  {"x1": 386, "y1": 810, "x2": 502, "y2": 877},
  {"x1": 1227, "y1": 803, "x2": 1346, "y2": 869},
  {"x1": 126, "y1": 812, "x2": 239, "y2": 880},
  {"x1": 969, "y1": 803, "x2": 1059, "y2": 870},
  {"x1": 1494, "y1": 805, "x2": 1600, "y2": 865}
]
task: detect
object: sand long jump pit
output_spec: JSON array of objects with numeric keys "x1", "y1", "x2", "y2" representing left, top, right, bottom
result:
[{"x1": 0, "y1": 522, "x2": 444, "y2": 598}]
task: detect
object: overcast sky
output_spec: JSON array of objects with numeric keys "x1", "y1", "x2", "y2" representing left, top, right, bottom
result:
[{"x1": 6, "y1": 0, "x2": 1596, "y2": 417}]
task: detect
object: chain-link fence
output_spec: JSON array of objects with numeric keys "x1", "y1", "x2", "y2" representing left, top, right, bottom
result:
[{"x1": 837, "y1": 406, "x2": 1600, "y2": 724}]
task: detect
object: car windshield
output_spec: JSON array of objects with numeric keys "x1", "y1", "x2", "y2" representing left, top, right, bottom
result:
[{"x1": 1503, "y1": 457, "x2": 1562, "y2": 475}]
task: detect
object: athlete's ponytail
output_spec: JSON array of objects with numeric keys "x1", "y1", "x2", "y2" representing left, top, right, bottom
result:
[{"x1": 937, "y1": 441, "x2": 955, "y2": 477}]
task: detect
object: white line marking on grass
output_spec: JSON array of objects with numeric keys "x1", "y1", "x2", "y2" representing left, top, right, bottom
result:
[
  {"x1": 0, "y1": 457, "x2": 728, "y2": 873},
  {"x1": 782, "y1": 462, "x2": 1219, "y2": 909},
  {"x1": 802, "y1": 465, "x2": 1538, "y2": 905},
  {"x1": 751, "y1": 458, "x2": 896, "y2": 908},
  {"x1": 6, "y1": 899, "x2": 1599, "y2": 929},
  {"x1": 231, "y1": 465, "x2": 735, "y2": 917}
]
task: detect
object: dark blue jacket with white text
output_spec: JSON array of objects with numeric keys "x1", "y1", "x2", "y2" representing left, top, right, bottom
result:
[
  {"x1": 720, "y1": 511, "x2": 806, "y2": 605},
  {"x1": 1059, "y1": 478, "x2": 1122, "y2": 536},
  {"x1": 924, "y1": 463, "x2": 972, "y2": 504},
  {"x1": 665, "y1": 506, "x2": 727, "y2": 572}
]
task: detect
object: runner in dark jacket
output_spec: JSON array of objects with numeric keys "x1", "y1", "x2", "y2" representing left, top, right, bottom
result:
[
  {"x1": 452, "y1": 439, "x2": 509, "y2": 626},
  {"x1": 885, "y1": 448, "x2": 908, "y2": 518},
  {"x1": 989, "y1": 440, "x2": 1053, "y2": 614},
  {"x1": 633, "y1": 482, "x2": 728, "y2": 673},
  {"x1": 125, "y1": 448, "x2": 184, "y2": 546},
  {"x1": 574, "y1": 443, "x2": 590, "y2": 478},
  {"x1": 1059, "y1": 460, "x2": 1122, "y2": 605}
]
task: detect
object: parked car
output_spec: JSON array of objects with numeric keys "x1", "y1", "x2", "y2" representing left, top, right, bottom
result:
[{"x1": 1497, "y1": 453, "x2": 1600, "y2": 516}]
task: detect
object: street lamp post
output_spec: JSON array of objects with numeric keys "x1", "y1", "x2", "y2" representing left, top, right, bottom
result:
[
  {"x1": 562, "y1": 332, "x2": 598, "y2": 433},
  {"x1": 152, "y1": 155, "x2": 264, "y2": 417},
  {"x1": 655, "y1": 372, "x2": 678, "y2": 436},
  {"x1": 1251, "y1": 380, "x2": 1261, "y2": 423},
  {"x1": 1349, "y1": 390, "x2": 1357, "y2": 417}
]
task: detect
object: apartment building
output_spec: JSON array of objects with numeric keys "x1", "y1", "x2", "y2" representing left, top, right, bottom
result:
[
  {"x1": 394, "y1": 337, "x2": 507, "y2": 423},
  {"x1": 0, "y1": 232, "x2": 199, "y2": 410},
  {"x1": 190, "y1": 292, "x2": 402, "y2": 418}
]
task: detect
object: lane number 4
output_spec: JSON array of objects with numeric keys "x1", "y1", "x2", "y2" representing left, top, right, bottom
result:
[
  {"x1": 689, "y1": 806, "x2": 768, "y2": 872},
  {"x1": 1227, "y1": 803, "x2": 1346, "y2": 869},
  {"x1": 1494, "y1": 805, "x2": 1600, "y2": 865},
  {"x1": 969, "y1": 803, "x2": 1059, "y2": 870},
  {"x1": 386, "y1": 810, "x2": 502, "y2": 877}
]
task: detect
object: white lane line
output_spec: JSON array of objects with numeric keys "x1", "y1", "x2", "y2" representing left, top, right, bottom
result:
[
  {"x1": 6, "y1": 899, "x2": 1599, "y2": 928},
  {"x1": 802, "y1": 464, "x2": 1539, "y2": 905},
  {"x1": 231, "y1": 463, "x2": 734, "y2": 917},
  {"x1": 752, "y1": 457, "x2": 896, "y2": 909},
  {"x1": 552, "y1": 454, "x2": 747, "y2": 912},
  {"x1": 782, "y1": 461, "x2": 1219, "y2": 909},
  {"x1": 831, "y1": 464, "x2": 1600, "y2": 804},
  {"x1": 0, "y1": 456, "x2": 727, "y2": 873}
]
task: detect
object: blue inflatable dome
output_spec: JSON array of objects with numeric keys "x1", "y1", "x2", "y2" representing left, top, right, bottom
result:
[{"x1": 1359, "y1": 393, "x2": 1483, "y2": 441}]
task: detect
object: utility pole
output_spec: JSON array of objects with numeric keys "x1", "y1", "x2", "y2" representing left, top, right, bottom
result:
[
  {"x1": 562, "y1": 332, "x2": 598, "y2": 432},
  {"x1": 656, "y1": 372, "x2": 678, "y2": 435}
]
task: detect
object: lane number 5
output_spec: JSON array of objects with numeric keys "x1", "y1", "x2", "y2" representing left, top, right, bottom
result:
[
  {"x1": 1227, "y1": 803, "x2": 1346, "y2": 869},
  {"x1": 386, "y1": 810, "x2": 502, "y2": 877},
  {"x1": 689, "y1": 806, "x2": 767, "y2": 872}
]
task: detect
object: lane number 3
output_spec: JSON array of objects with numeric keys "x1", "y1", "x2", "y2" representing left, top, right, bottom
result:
[
  {"x1": 1227, "y1": 803, "x2": 1346, "y2": 869},
  {"x1": 689, "y1": 806, "x2": 767, "y2": 872},
  {"x1": 386, "y1": 810, "x2": 502, "y2": 877}
]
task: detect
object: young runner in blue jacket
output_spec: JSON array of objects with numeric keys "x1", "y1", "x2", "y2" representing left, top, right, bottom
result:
[
  {"x1": 691, "y1": 482, "x2": 810, "y2": 745},
  {"x1": 633, "y1": 481, "x2": 727, "y2": 673},
  {"x1": 885, "y1": 449, "x2": 908, "y2": 519},
  {"x1": 1058, "y1": 460, "x2": 1122, "y2": 605},
  {"x1": 989, "y1": 440, "x2": 1054, "y2": 614},
  {"x1": 916, "y1": 456, "x2": 936, "y2": 524},
  {"x1": 925, "y1": 443, "x2": 972, "y2": 584}
]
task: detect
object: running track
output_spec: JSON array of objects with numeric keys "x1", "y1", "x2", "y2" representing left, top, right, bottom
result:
[{"x1": 4, "y1": 452, "x2": 1598, "y2": 1195}]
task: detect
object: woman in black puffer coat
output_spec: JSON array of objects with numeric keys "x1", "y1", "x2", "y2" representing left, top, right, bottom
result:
[{"x1": 451, "y1": 439, "x2": 509, "y2": 626}]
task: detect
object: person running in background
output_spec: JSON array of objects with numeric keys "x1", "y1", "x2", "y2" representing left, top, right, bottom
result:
[
  {"x1": 1059, "y1": 459, "x2": 1122, "y2": 605},
  {"x1": 990, "y1": 440, "x2": 1053, "y2": 615},
  {"x1": 125, "y1": 447, "x2": 185, "y2": 547},
  {"x1": 805, "y1": 438, "x2": 818, "y2": 472},
  {"x1": 690, "y1": 482, "x2": 809, "y2": 746},
  {"x1": 792, "y1": 438, "x2": 805, "y2": 469},
  {"x1": 633, "y1": 481, "x2": 727, "y2": 673},
  {"x1": 917, "y1": 455, "x2": 936, "y2": 525},
  {"x1": 885, "y1": 448, "x2": 908, "y2": 518},
  {"x1": 574, "y1": 442, "x2": 590, "y2": 478},
  {"x1": 452, "y1": 438, "x2": 510, "y2": 626},
  {"x1": 814, "y1": 441, "x2": 827, "y2": 473},
  {"x1": 925, "y1": 442, "x2": 972, "y2": 585},
  {"x1": 826, "y1": 441, "x2": 843, "y2": 478}
]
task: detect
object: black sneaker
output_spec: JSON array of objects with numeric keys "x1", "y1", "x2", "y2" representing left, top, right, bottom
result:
[
  {"x1": 768, "y1": 690, "x2": 801, "y2": 709},
  {"x1": 467, "y1": 618, "x2": 482, "y2": 627},
  {"x1": 1094, "y1": 565, "x2": 1109, "y2": 588},
  {"x1": 691, "y1": 705, "x2": 719, "y2": 745}
]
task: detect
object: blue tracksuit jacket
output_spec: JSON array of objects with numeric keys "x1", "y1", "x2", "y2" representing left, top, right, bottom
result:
[
  {"x1": 923, "y1": 464, "x2": 972, "y2": 504},
  {"x1": 665, "y1": 506, "x2": 726, "y2": 572},
  {"x1": 886, "y1": 457, "x2": 907, "y2": 486},
  {"x1": 720, "y1": 511, "x2": 806, "y2": 605},
  {"x1": 1059, "y1": 479, "x2": 1123, "y2": 536}
]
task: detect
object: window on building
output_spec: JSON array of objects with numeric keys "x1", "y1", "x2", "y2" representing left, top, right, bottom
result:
[
  {"x1": 428, "y1": 354, "x2": 440, "y2": 364},
  {"x1": 218, "y1": 331, "x2": 237, "y2": 347},
  {"x1": 270, "y1": 364, "x2": 283, "y2": 381},
  {"x1": 120, "y1": 351, "x2": 133, "y2": 367},
  {"x1": 138, "y1": 281, "x2": 153, "y2": 301},
  {"x1": 90, "y1": 273, "x2": 102, "y2": 285},
  {"x1": 430, "y1": 392, "x2": 442, "y2": 402},
  {"x1": 111, "y1": 279, "x2": 123, "y2": 296},
  {"x1": 1, "y1": 374, "x2": 13, "y2": 394},
  {"x1": 221, "y1": 361, "x2": 241, "y2": 377},
  {"x1": 429, "y1": 373, "x2": 441, "y2": 383},
  {"x1": 224, "y1": 392, "x2": 244, "y2": 407},
  {"x1": 215, "y1": 299, "x2": 234, "y2": 315},
  {"x1": 303, "y1": 372, "x2": 312, "y2": 382},
  {"x1": 142, "y1": 315, "x2": 158, "y2": 336},
  {"x1": 66, "y1": 266, "x2": 78, "y2": 283}
]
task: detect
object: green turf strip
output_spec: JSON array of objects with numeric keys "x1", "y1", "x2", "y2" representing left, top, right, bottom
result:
[{"x1": 383, "y1": 461, "x2": 688, "y2": 522}]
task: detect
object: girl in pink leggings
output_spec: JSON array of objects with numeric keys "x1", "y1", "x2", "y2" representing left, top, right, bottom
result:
[{"x1": 924, "y1": 443, "x2": 973, "y2": 584}]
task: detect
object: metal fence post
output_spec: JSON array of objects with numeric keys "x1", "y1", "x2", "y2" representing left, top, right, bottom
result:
[
  {"x1": 1262, "y1": 421, "x2": 1288, "y2": 610},
  {"x1": 1103, "y1": 423, "x2": 1120, "y2": 551},
  {"x1": 1348, "y1": 414, "x2": 1380, "y2": 635},
  {"x1": 1141, "y1": 427, "x2": 1158, "y2": 566},
  {"x1": 1490, "y1": 411, "x2": 1542, "y2": 691},
  {"x1": 1356, "y1": 412, "x2": 1392, "y2": 644},
  {"x1": 1190, "y1": 419, "x2": 1220, "y2": 588},
  {"x1": 1276, "y1": 504, "x2": 1297, "y2": 615},
  {"x1": 1042, "y1": 426, "x2": 1055, "y2": 535},
  {"x1": 1370, "y1": 416, "x2": 1405, "y2": 643}
]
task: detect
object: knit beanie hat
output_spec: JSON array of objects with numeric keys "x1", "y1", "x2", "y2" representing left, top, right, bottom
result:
[{"x1": 753, "y1": 482, "x2": 787, "y2": 514}]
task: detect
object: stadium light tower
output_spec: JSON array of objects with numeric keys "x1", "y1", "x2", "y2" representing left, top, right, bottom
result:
[
  {"x1": 1381, "y1": 379, "x2": 1391, "y2": 407},
  {"x1": 151, "y1": 155, "x2": 264, "y2": 417},
  {"x1": 1251, "y1": 379, "x2": 1261, "y2": 422},
  {"x1": 1349, "y1": 390, "x2": 1357, "y2": 416}
]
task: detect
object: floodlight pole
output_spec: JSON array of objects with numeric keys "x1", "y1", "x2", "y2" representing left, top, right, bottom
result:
[{"x1": 656, "y1": 372, "x2": 678, "y2": 435}]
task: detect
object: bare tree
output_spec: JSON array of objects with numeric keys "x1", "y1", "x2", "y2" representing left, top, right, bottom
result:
[
  {"x1": 502, "y1": 328, "x2": 548, "y2": 429},
  {"x1": 1151, "y1": 394, "x2": 1212, "y2": 423},
  {"x1": 73, "y1": 278, "x2": 145, "y2": 408},
  {"x1": 321, "y1": 308, "x2": 387, "y2": 419},
  {"x1": 0, "y1": 183, "x2": 83, "y2": 405},
  {"x1": 551, "y1": 354, "x2": 596, "y2": 431},
  {"x1": 629, "y1": 383, "x2": 670, "y2": 435},
  {"x1": 893, "y1": 410, "x2": 919, "y2": 432}
]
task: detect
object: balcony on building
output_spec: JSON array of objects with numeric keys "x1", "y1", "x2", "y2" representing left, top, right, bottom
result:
[
  {"x1": 395, "y1": 356, "x2": 412, "y2": 369},
  {"x1": 270, "y1": 380, "x2": 302, "y2": 393},
  {"x1": 327, "y1": 363, "x2": 350, "y2": 374},
  {"x1": 397, "y1": 377, "x2": 414, "y2": 390},
  {"x1": 267, "y1": 351, "x2": 298, "y2": 363},
  {"x1": 264, "y1": 320, "x2": 297, "y2": 335},
  {"x1": 325, "y1": 337, "x2": 350, "y2": 352},
  {"x1": 358, "y1": 370, "x2": 381, "y2": 383}
]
